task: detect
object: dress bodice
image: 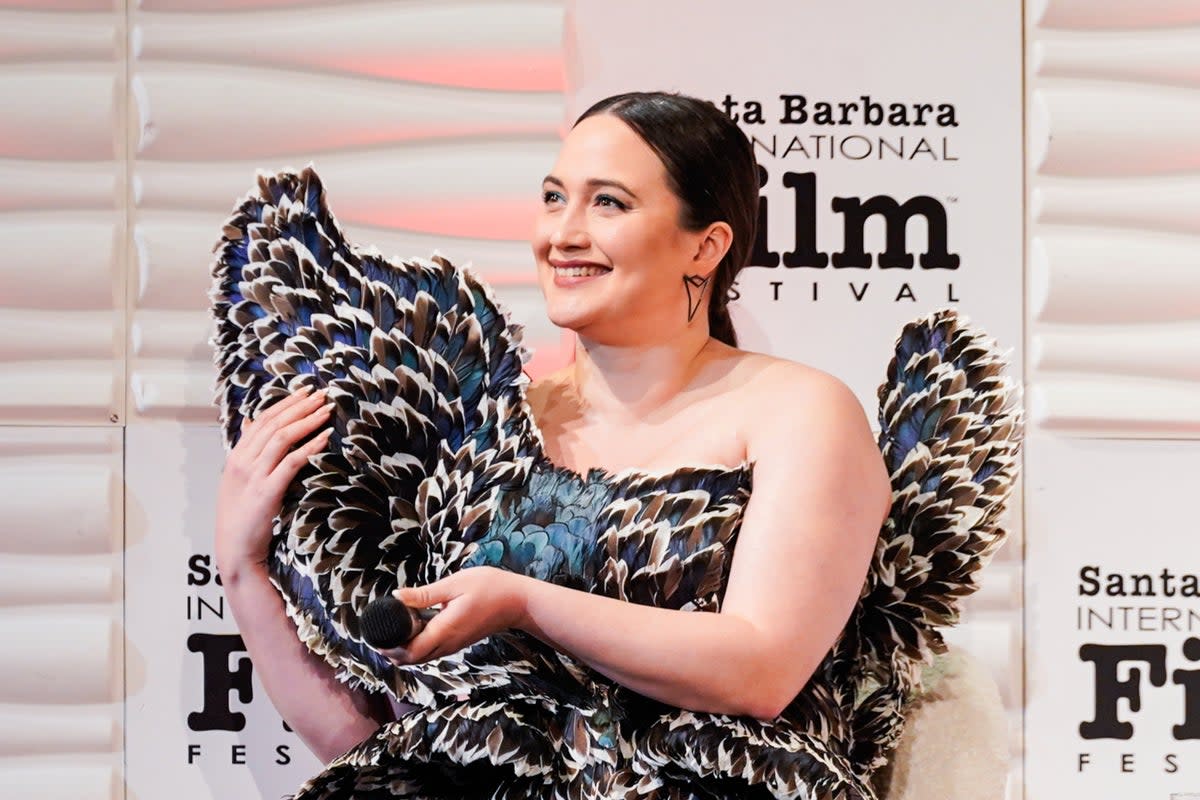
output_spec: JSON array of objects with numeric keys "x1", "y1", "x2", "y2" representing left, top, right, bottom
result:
[{"x1": 462, "y1": 458, "x2": 754, "y2": 607}]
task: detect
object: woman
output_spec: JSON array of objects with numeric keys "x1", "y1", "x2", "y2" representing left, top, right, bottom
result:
[{"x1": 211, "y1": 93, "x2": 992, "y2": 799}]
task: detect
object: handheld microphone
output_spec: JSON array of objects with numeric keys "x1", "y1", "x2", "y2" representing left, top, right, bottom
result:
[{"x1": 360, "y1": 595, "x2": 434, "y2": 650}]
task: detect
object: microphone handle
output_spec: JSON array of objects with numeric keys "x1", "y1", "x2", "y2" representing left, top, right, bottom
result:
[{"x1": 361, "y1": 595, "x2": 438, "y2": 650}]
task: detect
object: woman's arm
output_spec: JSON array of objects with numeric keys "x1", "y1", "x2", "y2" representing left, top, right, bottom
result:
[
  {"x1": 220, "y1": 561, "x2": 391, "y2": 762},
  {"x1": 215, "y1": 389, "x2": 391, "y2": 763},
  {"x1": 392, "y1": 368, "x2": 891, "y2": 719}
]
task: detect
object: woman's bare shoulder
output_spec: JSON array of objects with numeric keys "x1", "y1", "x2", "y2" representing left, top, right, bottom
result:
[
  {"x1": 729, "y1": 350, "x2": 890, "y2": 518},
  {"x1": 724, "y1": 349, "x2": 862, "y2": 414}
]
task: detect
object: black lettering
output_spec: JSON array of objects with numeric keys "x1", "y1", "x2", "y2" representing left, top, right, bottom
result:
[
  {"x1": 1079, "y1": 643, "x2": 1167, "y2": 739},
  {"x1": 913, "y1": 103, "x2": 933, "y2": 125},
  {"x1": 187, "y1": 633, "x2": 253, "y2": 732},
  {"x1": 276, "y1": 745, "x2": 292, "y2": 765},
  {"x1": 779, "y1": 94, "x2": 807, "y2": 124},
  {"x1": 850, "y1": 282, "x2": 869, "y2": 301},
  {"x1": 770, "y1": 281, "x2": 783, "y2": 301},
  {"x1": 1121, "y1": 753, "x2": 1134, "y2": 773},
  {"x1": 1165, "y1": 753, "x2": 1179, "y2": 773},
  {"x1": 1172, "y1": 636, "x2": 1200, "y2": 740},
  {"x1": 1080, "y1": 566, "x2": 1100, "y2": 597},
  {"x1": 1078, "y1": 752, "x2": 1089, "y2": 771},
  {"x1": 188, "y1": 554, "x2": 212, "y2": 586},
  {"x1": 194, "y1": 595, "x2": 224, "y2": 621},
  {"x1": 813, "y1": 102, "x2": 835, "y2": 125},
  {"x1": 936, "y1": 104, "x2": 959, "y2": 127},
  {"x1": 232, "y1": 744, "x2": 246, "y2": 765},
  {"x1": 862, "y1": 96, "x2": 884, "y2": 125},
  {"x1": 947, "y1": 283, "x2": 959, "y2": 302},
  {"x1": 1162, "y1": 569, "x2": 1177, "y2": 597},
  {"x1": 721, "y1": 94, "x2": 739, "y2": 122},
  {"x1": 742, "y1": 101, "x2": 764, "y2": 125},
  {"x1": 895, "y1": 283, "x2": 916, "y2": 302},
  {"x1": 188, "y1": 744, "x2": 201, "y2": 764},
  {"x1": 837, "y1": 102, "x2": 858, "y2": 125},
  {"x1": 781, "y1": 172, "x2": 829, "y2": 269},
  {"x1": 1131, "y1": 574, "x2": 1154, "y2": 596},
  {"x1": 910, "y1": 139, "x2": 935, "y2": 160},
  {"x1": 831, "y1": 195, "x2": 959, "y2": 270},
  {"x1": 751, "y1": 164, "x2": 780, "y2": 268}
]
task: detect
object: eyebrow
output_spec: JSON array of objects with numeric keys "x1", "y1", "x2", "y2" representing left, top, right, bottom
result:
[{"x1": 543, "y1": 175, "x2": 639, "y2": 201}]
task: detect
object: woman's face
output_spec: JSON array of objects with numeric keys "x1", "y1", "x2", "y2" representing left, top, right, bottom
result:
[{"x1": 532, "y1": 113, "x2": 708, "y2": 344}]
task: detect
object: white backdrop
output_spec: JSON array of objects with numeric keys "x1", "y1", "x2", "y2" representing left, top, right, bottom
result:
[{"x1": 568, "y1": 1, "x2": 1025, "y2": 794}]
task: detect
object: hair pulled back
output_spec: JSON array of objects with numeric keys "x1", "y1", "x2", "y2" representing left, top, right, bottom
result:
[{"x1": 575, "y1": 92, "x2": 759, "y2": 348}]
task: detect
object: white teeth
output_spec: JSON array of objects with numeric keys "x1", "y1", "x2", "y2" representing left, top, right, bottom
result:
[{"x1": 555, "y1": 266, "x2": 608, "y2": 278}]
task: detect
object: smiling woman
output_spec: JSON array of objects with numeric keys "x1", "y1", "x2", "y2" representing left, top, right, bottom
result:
[
  {"x1": 533, "y1": 93, "x2": 756, "y2": 353},
  {"x1": 209, "y1": 92, "x2": 1019, "y2": 800}
]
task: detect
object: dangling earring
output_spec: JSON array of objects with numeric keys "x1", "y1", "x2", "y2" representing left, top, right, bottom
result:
[{"x1": 683, "y1": 274, "x2": 711, "y2": 322}]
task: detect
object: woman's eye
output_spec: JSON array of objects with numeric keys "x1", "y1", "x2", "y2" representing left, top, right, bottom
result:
[
  {"x1": 542, "y1": 189, "x2": 564, "y2": 204},
  {"x1": 595, "y1": 194, "x2": 627, "y2": 210}
]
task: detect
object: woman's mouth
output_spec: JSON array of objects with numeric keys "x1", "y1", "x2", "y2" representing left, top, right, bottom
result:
[
  {"x1": 550, "y1": 261, "x2": 611, "y2": 285},
  {"x1": 556, "y1": 265, "x2": 609, "y2": 277}
]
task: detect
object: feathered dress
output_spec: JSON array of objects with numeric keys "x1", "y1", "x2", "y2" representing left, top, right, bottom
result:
[{"x1": 210, "y1": 167, "x2": 1021, "y2": 800}]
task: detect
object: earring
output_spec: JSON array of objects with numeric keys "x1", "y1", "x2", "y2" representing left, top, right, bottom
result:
[{"x1": 683, "y1": 274, "x2": 711, "y2": 323}]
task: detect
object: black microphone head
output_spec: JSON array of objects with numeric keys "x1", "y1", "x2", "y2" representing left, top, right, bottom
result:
[{"x1": 361, "y1": 595, "x2": 414, "y2": 650}]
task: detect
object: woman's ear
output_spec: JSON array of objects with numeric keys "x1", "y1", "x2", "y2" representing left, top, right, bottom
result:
[{"x1": 693, "y1": 221, "x2": 733, "y2": 275}]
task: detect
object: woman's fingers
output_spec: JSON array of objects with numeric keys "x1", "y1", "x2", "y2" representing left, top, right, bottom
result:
[
  {"x1": 383, "y1": 614, "x2": 449, "y2": 665},
  {"x1": 265, "y1": 427, "x2": 333, "y2": 493},
  {"x1": 394, "y1": 580, "x2": 454, "y2": 610},
  {"x1": 255, "y1": 403, "x2": 334, "y2": 475},
  {"x1": 245, "y1": 385, "x2": 313, "y2": 430},
  {"x1": 239, "y1": 388, "x2": 326, "y2": 461}
]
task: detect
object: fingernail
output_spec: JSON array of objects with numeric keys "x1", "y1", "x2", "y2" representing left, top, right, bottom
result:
[
  {"x1": 321, "y1": 403, "x2": 335, "y2": 413},
  {"x1": 299, "y1": 385, "x2": 313, "y2": 394}
]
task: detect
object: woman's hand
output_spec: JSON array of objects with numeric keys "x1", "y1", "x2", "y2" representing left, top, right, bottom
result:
[
  {"x1": 214, "y1": 387, "x2": 333, "y2": 576},
  {"x1": 382, "y1": 567, "x2": 531, "y2": 665}
]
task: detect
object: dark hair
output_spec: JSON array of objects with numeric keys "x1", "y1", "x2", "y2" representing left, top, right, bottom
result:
[{"x1": 575, "y1": 92, "x2": 759, "y2": 348}]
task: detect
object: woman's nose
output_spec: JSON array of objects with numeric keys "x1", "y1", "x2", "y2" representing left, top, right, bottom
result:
[{"x1": 549, "y1": 206, "x2": 589, "y2": 250}]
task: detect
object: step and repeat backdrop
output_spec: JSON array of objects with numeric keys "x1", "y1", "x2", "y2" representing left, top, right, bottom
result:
[
  {"x1": 567, "y1": 2, "x2": 1024, "y2": 796},
  {"x1": 2, "y1": 1, "x2": 1198, "y2": 799}
]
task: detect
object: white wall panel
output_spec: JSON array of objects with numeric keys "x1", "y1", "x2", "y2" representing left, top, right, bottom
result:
[
  {"x1": 0, "y1": 5, "x2": 125, "y2": 426},
  {"x1": 1028, "y1": 7, "x2": 1200, "y2": 439},
  {"x1": 1031, "y1": 0, "x2": 1200, "y2": 30},
  {"x1": 0, "y1": 427, "x2": 122, "y2": 797},
  {"x1": 1031, "y1": 84, "x2": 1200, "y2": 176},
  {"x1": 0, "y1": 10, "x2": 118, "y2": 61},
  {"x1": 127, "y1": 0, "x2": 566, "y2": 424},
  {"x1": 0, "y1": 762, "x2": 120, "y2": 800},
  {"x1": 136, "y1": 2, "x2": 564, "y2": 91},
  {"x1": 1035, "y1": 28, "x2": 1200, "y2": 87}
]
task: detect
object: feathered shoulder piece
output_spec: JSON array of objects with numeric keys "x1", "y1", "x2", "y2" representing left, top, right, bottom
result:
[
  {"x1": 209, "y1": 166, "x2": 537, "y2": 690},
  {"x1": 843, "y1": 308, "x2": 1022, "y2": 774}
]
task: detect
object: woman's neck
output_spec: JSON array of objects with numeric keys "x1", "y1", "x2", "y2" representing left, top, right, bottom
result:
[{"x1": 568, "y1": 327, "x2": 715, "y2": 423}]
